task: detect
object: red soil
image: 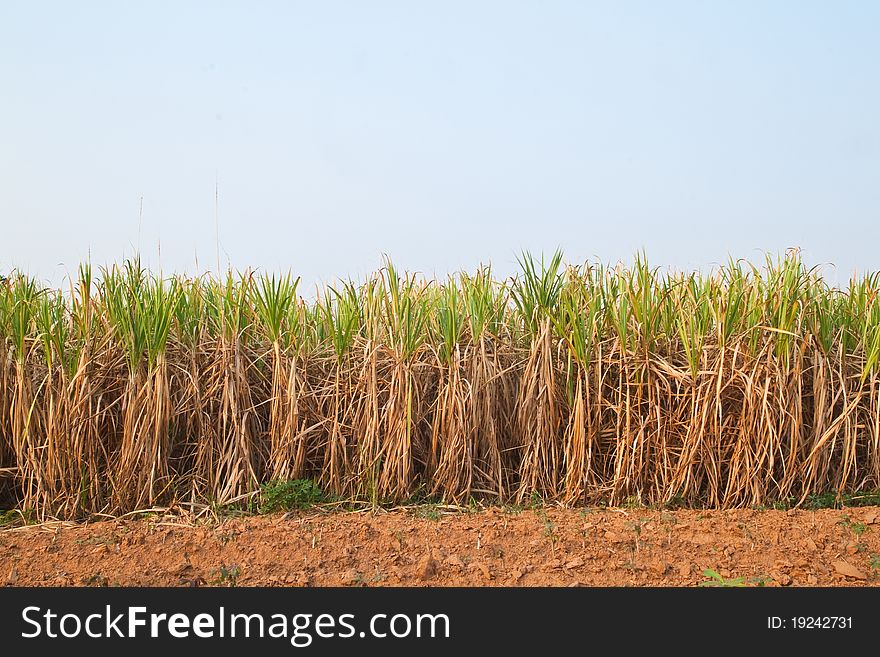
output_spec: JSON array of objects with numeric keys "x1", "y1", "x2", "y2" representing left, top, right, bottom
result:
[{"x1": 2, "y1": 506, "x2": 879, "y2": 587}]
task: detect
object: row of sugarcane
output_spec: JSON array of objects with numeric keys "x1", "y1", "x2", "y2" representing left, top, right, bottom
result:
[{"x1": 1, "y1": 250, "x2": 879, "y2": 519}]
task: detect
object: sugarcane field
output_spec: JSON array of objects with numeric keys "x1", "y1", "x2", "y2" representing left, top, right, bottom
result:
[
  {"x1": 5, "y1": 6, "x2": 880, "y2": 623},
  {"x1": 2, "y1": 253, "x2": 879, "y2": 586}
]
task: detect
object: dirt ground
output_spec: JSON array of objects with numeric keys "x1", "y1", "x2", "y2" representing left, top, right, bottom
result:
[{"x1": 2, "y1": 506, "x2": 879, "y2": 587}]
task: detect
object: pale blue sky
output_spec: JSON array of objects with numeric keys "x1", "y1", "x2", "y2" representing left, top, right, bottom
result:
[{"x1": 2, "y1": 1, "x2": 878, "y2": 288}]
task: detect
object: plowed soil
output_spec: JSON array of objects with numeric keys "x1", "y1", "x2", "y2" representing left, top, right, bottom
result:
[{"x1": 2, "y1": 506, "x2": 879, "y2": 587}]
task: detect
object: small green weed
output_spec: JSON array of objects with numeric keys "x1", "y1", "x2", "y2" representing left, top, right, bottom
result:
[
  {"x1": 838, "y1": 515, "x2": 869, "y2": 536},
  {"x1": 769, "y1": 489, "x2": 880, "y2": 510},
  {"x1": 699, "y1": 568, "x2": 746, "y2": 587},
  {"x1": 259, "y1": 479, "x2": 325, "y2": 514},
  {"x1": 622, "y1": 495, "x2": 643, "y2": 509},
  {"x1": 213, "y1": 564, "x2": 240, "y2": 587},
  {"x1": 0, "y1": 508, "x2": 34, "y2": 528},
  {"x1": 414, "y1": 505, "x2": 442, "y2": 521}
]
